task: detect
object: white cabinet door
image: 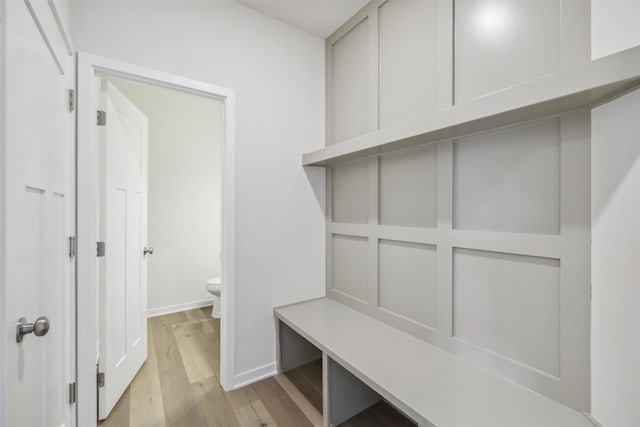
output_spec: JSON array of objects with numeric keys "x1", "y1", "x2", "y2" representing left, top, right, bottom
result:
[
  {"x1": 97, "y1": 79, "x2": 149, "y2": 420},
  {"x1": 3, "y1": 0, "x2": 75, "y2": 426}
]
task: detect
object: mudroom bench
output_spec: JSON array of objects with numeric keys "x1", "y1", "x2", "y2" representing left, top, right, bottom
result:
[{"x1": 275, "y1": 297, "x2": 595, "y2": 427}]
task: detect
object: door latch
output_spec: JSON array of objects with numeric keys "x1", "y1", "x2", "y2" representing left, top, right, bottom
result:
[
  {"x1": 16, "y1": 316, "x2": 50, "y2": 343},
  {"x1": 97, "y1": 241, "x2": 106, "y2": 257},
  {"x1": 97, "y1": 371, "x2": 105, "y2": 388}
]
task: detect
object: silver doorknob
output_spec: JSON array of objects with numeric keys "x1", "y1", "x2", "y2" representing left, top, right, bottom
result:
[
  {"x1": 143, "y1": 247, "x2": 154, "y2": 256},
  {"x1": 16, "y1": 316, "x2": 50, "y2": 343}
]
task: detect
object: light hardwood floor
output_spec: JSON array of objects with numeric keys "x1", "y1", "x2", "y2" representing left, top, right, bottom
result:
[{"x1": 100, "y1": 307, "x2": 416, "y2": 427}]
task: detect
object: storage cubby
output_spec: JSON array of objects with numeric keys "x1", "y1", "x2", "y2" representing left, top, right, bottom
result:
[{"x1": 278, "y1": 320, "x2": 417, "y2": 427}]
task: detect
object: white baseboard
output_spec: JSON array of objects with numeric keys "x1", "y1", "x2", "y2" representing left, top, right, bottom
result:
[
  {"x1": 147, "y1": 298, "x2": 214, "y2": 318},
  {"x1": 232, "y1": 362, "x2": 277, "y2": 389}
]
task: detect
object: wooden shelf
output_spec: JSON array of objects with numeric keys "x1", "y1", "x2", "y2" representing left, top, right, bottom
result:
[
  {"x1": 276, "y1": 298, "x2": 594, "y2": 427},
  {"x1": 303, "y1": 46, "x2": 640, "y2": 167}
]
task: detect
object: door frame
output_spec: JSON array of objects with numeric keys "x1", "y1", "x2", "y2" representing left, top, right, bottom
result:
[
  {"x1": 76, "y1": 53, "x2": 237, "y2": 427},
  {"x1": 0, "y1": 1, "x2": 6, "y2": 423}
]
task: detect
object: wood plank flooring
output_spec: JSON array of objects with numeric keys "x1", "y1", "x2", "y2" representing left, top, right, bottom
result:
[{"x1": 100, "y1": 307, "x2": 415, "y2": 427}]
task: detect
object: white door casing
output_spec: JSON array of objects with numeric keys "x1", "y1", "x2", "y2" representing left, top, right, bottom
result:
[
  {"x1": 2, "y1": 0, "x2": 75, "y2": 426},
  {"x1": 97, "y1": 79, "x2": 149, "y2": 420},
  {"x1": 76, "y1": 54, "x2": 236, "y2": 426}
]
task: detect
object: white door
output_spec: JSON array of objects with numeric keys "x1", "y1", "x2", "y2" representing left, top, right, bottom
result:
[
  {"x1": 97, "y1": 79, "x2": 149, "y2": 420},
  {"x1": 3, "y1": 0, "x2": 75, "y2": 426}
]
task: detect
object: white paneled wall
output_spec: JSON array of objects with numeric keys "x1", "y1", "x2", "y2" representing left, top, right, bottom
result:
[
  {"x1": 326, "y1": 0, "x2": 453, "y2": 145},
  {"x1": 379, "y1": 147, "x2": 437, "y2": 228},
  {"x1": 455, "y1": 0, "x2": 589, "y2": 102},
  {"x1": 592, "y1": 0, "x2": 640, "y2": 59},
  {"x1": 325, "y1": 0, "x2": 593, "y2": 410},
  {"x1": 326, "y1": 0, "x2": 589, "y2": 145},
  {"x1": 453, "y1": 119, "x2": 561, "y2": 235},
  {"x1": 378, "y1": 0, "x2": 439, "y2": 128},
  {"x1": 326, "y1": 112, "x2": 591, "y2": 410},
  {"x1": 379, "y1": 240, "x2": 437, "y2": 328},
  {"x1": 329, "y1": 18, "x2": 371, "y2": 144},
  {"x1": 332, "y1": 159, "x2": 369, "y2": 223},
  {"x1": 453, "y1": 249, "x2": 561, "y2": 376}
]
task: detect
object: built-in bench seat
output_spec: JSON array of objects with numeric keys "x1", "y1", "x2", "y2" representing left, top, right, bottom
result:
[{"x1": 275, "y1": 297, "x2": 595, "y2": 427}]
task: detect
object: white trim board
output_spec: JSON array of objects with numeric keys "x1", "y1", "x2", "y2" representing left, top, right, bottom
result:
[
  {"x1": 147, "y1": 298, "x2": 214, "y2": 318},
  {"x1": 233, "y1": 362, "x2": 278, "y2": 389},
  {"x1": 0, "y1": 1, "x2": 6, "y2": 424},
  {"x1": 76, "y1": 52, "x2": 237, "y2": 427}
]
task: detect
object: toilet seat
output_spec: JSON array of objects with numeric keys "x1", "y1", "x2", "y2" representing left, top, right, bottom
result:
[
  {"x1": 206, "y1": 276, "x2": 222, "y2": 295},
  {"x1": 207, "y1": 277, "x2": 221, "y2": 286}
]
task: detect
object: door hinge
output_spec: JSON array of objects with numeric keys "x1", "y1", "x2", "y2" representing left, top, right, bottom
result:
[
  {"x1": 97, "y1": 371, "x2": 105, "y2": 388},
  {"x1": 68, "y1": 89, "x2": 75, "y2": 113},
  {"x1": 69, "y1": 236, "x2": 76, "y2": 258},
  {"x1": 68, "y1": 382, "x2": 77, "y2": 404},
  {"x1": 96, "y1": 241, "x2": 106, "y2": 257},
  {"x1": 97, "y1": 110, "x2": 106, "y2": 126}
]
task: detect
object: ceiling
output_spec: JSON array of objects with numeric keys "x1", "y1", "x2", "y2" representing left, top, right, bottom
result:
[{"x1": 237, "y1": 0, "x2": 368, "y2": 38}]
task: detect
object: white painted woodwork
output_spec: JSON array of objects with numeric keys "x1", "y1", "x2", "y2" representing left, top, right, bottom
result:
[
  {"x1": 324, "y1": 354, "x2": 382, "y2": 426},
  {"x1": 331, "y1": 235, "x2": 368, "y2": 302},
  {"x1": 378, "y1": 0, "x2": 439, "y2": 128},
  {"x1": 325, "y1": 112, "x2": 590, "y2": 410},
  {"x1": 330, "y1": 18, "x2": 371, "y2": 144},
  {"x1": 378, "y1": 241, "x2": 437, "y2": 328},
  {"x1": 304, "y1": 45, "x2": 640, "y2": 167},
  {"x1": 77, "y1": 53, "x2": 238, "y2": 426},
  {"x1": 275, "y1": 298, "x2": 594, "y2": 427},
  {"x1": 98, "y1": 79, "x2": 149, "y2": 420},
  {"x1": 591, "y1": 88, "x2": 640, "y2": 427},
  {"x1": 592, "y1": 0, "x2": 640, "y2": 59},
  {"x1": 379, "y1": 146, "x2": 437, "y2": 228},
  {"x1": 332, "y1": 159, "x2": 369, "y2": 224},
  {"x1": 277, "y1": 322, "x2": 322, "y2": 373},
  {"x1": 325, "y1": 0, "x2": 453, "y2": 145},
  {"x1": 453, "y1": 119, "x2": 561, "y2": 235},
  {"x1": 453, "y1": 249, "x2": 560, "y2": 376},
  {"x1": 454, "y1": 0, "x2": 589, "y2": 103},
  {"x1": 3, "y1": 0, "x2": 74, "y2": 426}
]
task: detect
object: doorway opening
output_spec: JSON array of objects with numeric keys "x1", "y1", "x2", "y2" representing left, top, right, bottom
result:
[
  {"x1": 76, "y1": 54, "x2": 236, "y2": 426},
  {"x1": 96, "y1": 76, "x2": 224, "y2": 420}
]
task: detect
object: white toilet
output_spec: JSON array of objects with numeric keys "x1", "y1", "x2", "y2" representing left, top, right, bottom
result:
[{"x1": 205, "y1": 276, "x2": 222, "y2": 318}]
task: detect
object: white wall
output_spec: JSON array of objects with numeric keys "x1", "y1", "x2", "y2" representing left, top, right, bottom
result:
[
  {"x1": 112, "y1": 79, "x2": 223, "y2": 315},
  {"x1": 590, "y1": 6, "x2": 640, "y2": 425},
  {"x1": 591, "y1": 89, "x2": 640, "y2": 427},
  {"x1": 592, "y1": 0, "x2": 640, "y2": 59},
  {"x1": 70, "y1": 1, "x2": 325, "y2": 385}
]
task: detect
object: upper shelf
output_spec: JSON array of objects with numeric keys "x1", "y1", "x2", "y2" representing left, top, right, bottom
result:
[{"x1": 303, "y1": 46, "x2": 640, "y2": 167}]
